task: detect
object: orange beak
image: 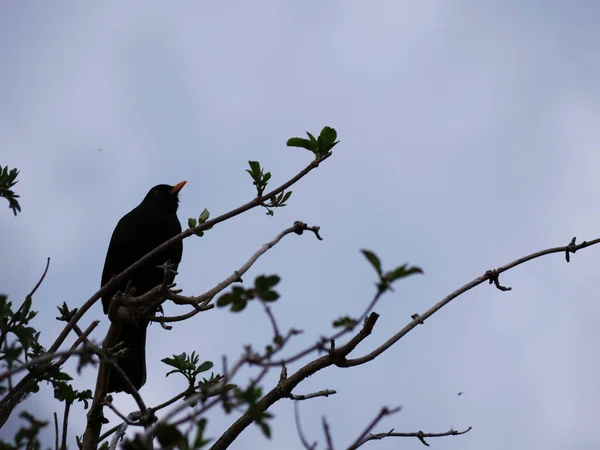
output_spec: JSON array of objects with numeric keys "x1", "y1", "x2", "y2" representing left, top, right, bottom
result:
[{"x1": 170, "y1": 180, "x2": 187, "y2": 195}]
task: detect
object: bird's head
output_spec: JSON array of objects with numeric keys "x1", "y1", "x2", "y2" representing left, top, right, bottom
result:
[{"x1": 142, "y1": 181, "x2": 186, "y2": 214}]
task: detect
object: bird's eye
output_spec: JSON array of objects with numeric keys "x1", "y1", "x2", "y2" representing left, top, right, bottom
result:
[{"x1": 153, "y1": 190, "x2": 162, "y2": 198}]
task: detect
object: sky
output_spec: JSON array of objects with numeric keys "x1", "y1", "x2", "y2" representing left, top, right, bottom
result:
[{"x1": 1, "y1": 1, "x2": 600, "y2": 449}]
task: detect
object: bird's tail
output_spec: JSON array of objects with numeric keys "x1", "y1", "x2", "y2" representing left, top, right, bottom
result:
[{"x1": 107, "y1": 320, "x2": 148, "y2": 393}]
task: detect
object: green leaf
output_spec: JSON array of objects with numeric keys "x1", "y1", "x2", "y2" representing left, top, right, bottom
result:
[
  {"x1": 192, "y1": 418, "x2": 212, "y2": 449},
  {"x1": 199, "y1": 208, "x2": 210, "y2": 223},
  {"x1": 255, "y1": 275, "x2": 280, "y2": 292},
  {"x1": 385, "y1": 265, "x2": 424, "y2": 282},
  {"x1": 286, "y1": 137, "x2": 314, "y2": 151},
  {"x1": 333, "y1": 316, "x2": 357, "y2": 329},
  {"x1": 161, "y1": 353, "x2": 186, "y2": 370},
  {"x1": 259, "y1": 421, "x2": 271, "y2": 438},
  {"x1": 260, "y1": 291, "x2": 279, "y2": 302},
  {"x1": 389, "y1": 264, "x2": 423, "y2": 281},
  {"x1": 230, "y1": 299, "x2": 247, "y2": 312},
  {"x1": 248, "y1": 160, "x2": 260, "y2": 175},
  {"x1": 216, "y1": 293, "x2": 233, "y2": 307},
  {"x1": 155, "y1": 423, "x2": 185, "y2": 446},
  {"x1": 360, "y1": 249, "x2": 383, "y2": 276},
  {"x1": 197, "y1": 361, "x2": 214, "y2": 373},
  {"x1": 188, "y1": 218, "x2": 197, "y2": 228},
  {"x1": 319, "y1": 126, "x2": 337, "y2": 145},
  {"x1": 51, "y1": 371, "x2": 73, "y2": 382},
  {"x1": 281, "y1": 191, "x2": 292, "y2": 203}
]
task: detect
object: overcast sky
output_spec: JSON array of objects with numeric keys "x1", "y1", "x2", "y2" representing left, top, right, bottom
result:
[{"x1": 2, "y1": 1, "x2": 600, "y2": 449}]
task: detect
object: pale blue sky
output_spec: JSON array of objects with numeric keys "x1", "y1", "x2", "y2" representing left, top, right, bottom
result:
[{"x1": 2, "y1": 2, "x2": 600, "y2": 449}]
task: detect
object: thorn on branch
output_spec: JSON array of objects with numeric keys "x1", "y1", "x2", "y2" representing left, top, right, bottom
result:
[
  {"x1": 485, "y1": 269, "x2": 512, "y2": 291},
  {"x1": 416, "y1": 430, "x2": 429, "y2": 447}
]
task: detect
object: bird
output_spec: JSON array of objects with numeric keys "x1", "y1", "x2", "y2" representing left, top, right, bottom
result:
[{"x1": 100, "y1": 181, "x2": 186, "y2": 393}]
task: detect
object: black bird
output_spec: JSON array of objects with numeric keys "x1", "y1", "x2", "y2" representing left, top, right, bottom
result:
[{"x1": 101, "y1": 182, "x2": 185, "y2": 393}]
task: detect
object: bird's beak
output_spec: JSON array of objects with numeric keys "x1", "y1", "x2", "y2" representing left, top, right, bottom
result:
[{"x1": 170, "y1": 181, "x2": 187, "y2": 195}]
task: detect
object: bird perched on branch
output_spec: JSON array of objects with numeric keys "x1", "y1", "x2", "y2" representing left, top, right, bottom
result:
[{"x1": 101, "y1": 181, "x2": 185, "y2": 393}]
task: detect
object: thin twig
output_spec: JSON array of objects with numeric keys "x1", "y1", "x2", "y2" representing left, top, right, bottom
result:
[
  {"x1": 261, "y1": 301, "x2": 281, "y2": 342},
  {"x1": 252, "y1": 290, "x2": 384, "y2": 367},
  {"x1": 60, "y1": 402, "x2": 70, "y2": 450},
  {"x1": 0, "y1": 347, "x2": 95, "y2": 381},
  {"x1": 53, "y1": 412, "x2": 59, "y2": 450},
  {"x1": 28, "y1": 257, "x2": 50, "y2": 298},
  {"x1": 340, "y1": 237, "x2": 600, "y2": 367},
  {"x1": 1, "y1": 154, "x2": 332, "y2": 430},
  {"x1": 210, "y1": 313, "x2": 380, "y2": 450},
  {"x1": 294, "y1": 401, "x2": 317, "y2": 450},
  {"x1": 323, "y1": 416, "x2": 334, "y2": 450},
  {"x1": 347, "y1": 406, "x2": 402, "y2": 450},
  {"x1": 355, "y1": 426, "x2": 472, "y2": 448},
  {"x1": 102, "y1": 401, "x2": 138, "y2": 425},
  {"x1": 98, "y1": 423, "x2": 120, "y2": 443},
  {"x1": 153, "y1": 221, "x2": 322, "y2": 323},
  {"x1": 289, "y1": 389, "x2": 336, "y2": 400}
]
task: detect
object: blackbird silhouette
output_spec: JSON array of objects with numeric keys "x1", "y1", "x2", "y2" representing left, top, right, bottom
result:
[{"x1": 101, "y1": 182, "x2": 185, "y2": 393}]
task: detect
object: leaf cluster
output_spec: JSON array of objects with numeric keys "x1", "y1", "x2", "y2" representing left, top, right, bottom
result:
[
  {"x1": 0, "y1": 411, "x2": 48, "y2": 450},
  {"x1": 188, "y1": 208, "x2": 212, "y2": 237},
  {"x1": 287, "y1": 126, "x2": 339, "y2": 158},
  {"x1": 0, "y1": 294, "x2": 40, "y2": 394},
  {"x1": 246, "y1": 161, "x2": 292, "y2": 216},
  {"x1": 0, "y1": 165, "x2": 21, "y2": 216},
  {"x1": 360, "y1": 249, "x2": 423, "y2": 293},
  {"x1": 216, "y1": 275, "x2": 281, "y2": 312}
]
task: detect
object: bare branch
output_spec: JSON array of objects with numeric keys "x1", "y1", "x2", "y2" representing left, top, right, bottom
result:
[
  {"x1": 60, "y1": 401, "x2": 70, "y2": 450},
  {"x1": 341, "y1": 236, "x2": 600, "y2": 367},
  {"x1": 210, "y1": 313, "x2": 380, "y2": 450},
  {"x1": 253, "y1": 290, "x2": 384, "y2": 368},
  {"x1": 289, "y1": 389, "x2": 337, "y2": 401},
  {"x1": 347, "y1": 406, "x2": 401, "y2": 450},
  {"x1": 153, "y1": 221, "x2": 323, "y2": 323},
  {"x1": 355, "y1": 426, "x2": 472, "y2": 448},
  {"x1": 294, "y1": 401, "x2": 317, "y2": 450},
  {"x1": 28, "y1": 257, "x2": 50, "y2": 298},
  {"x1": 102, "y1": 401, "x2": 138, "y2": 425},
  {"x1": 98, "y1": 423, "x2": 120, "y2": 444},
  {"x1": 53, "y1": 412, "x2": 59, "y2": 450},
  {"x1": 323, "y1": 416, "x2": 334, "y2": 450},
  {"x1": 261, "y1": 301, "x2": 281, "y2": 343},
  {"x1": 0, "y1": 345, "x2": 97, "y2": 381},
  {"x1": 105, "y1": 363, "x2": 149, "y2": 418}
]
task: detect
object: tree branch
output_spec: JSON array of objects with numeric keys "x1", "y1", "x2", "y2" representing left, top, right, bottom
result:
[
  {"x1": 354, "y1": 426, "x2": 472, "y2": 448},
  {"x1": 294, "y1": 401, "x2": 317, "y2": 450},
  {"x1": 0, "y1": 152, "x2": 331, "y2": 429},
  {"x1": 289, "y1": 389, "x2": 336, "y2": 401},
  {"x1": 210, "y1": 313, "x2": 379, "y2": 450},
  {"x1": 339, "y1": 236, "x2": 600, "y2": 367},
  {"x1": 28, "y1": 257, "x2": 50, "y2": 298},
  {"x1": 346, "y1": 406, "x2": 401, "y2": 450}
]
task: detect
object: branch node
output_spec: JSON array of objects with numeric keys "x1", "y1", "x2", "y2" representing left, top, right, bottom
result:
[
  {"x1": 411, "y1": 313, "x2": 425, "y2": 325},
  {"x1": 565, "y1": 236, "x2": 577, "y2": 262},
  {"x1": 485, "y1": 269, "x2": 512, "y2": 291}
]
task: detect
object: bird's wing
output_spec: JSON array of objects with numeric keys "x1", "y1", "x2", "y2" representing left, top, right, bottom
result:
[{"x1": 101, "y1": 210, "x2": 143, "y2": 313}]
